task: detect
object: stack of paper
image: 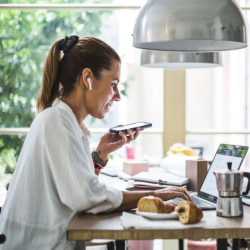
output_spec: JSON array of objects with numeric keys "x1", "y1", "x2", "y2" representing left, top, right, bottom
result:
[
  {"x1": 126, "y1": 172, "x2": 188, "y2": 191},
  {"x1": 129, "y1": 172, "x2": 189, "y2": 186},
  {"x1": 126, "y1": 181, "x2": 187, "y2": 191}
]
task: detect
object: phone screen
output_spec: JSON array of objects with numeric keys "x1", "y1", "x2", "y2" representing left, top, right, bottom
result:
[
  {"x1": 110, "y1": 122, "x2": 152, "y2": 133},
  {"x1": 114, "y1": 122, "x2": 149, "y2": 130}
]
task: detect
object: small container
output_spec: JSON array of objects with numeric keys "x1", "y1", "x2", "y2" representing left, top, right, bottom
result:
[{"x1": 123, "y1": 160, "x2": 149, "y2": 176}]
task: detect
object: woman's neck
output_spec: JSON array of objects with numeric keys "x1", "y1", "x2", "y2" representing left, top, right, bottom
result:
[{"x1": 61, "y1": 94, "x2": 89, "y2": 126}]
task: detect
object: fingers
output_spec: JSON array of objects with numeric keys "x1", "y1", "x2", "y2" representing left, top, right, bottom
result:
[
  {"x1": 126, "y1": 129, "x2": 134, "y2": 143},
  {"x1": 171, "y1": 187, "x2": 191, "y2": 200},
  {"x1": 169, "y1": 192, "x2": 189, "y2": 201},
  {"x1": 126, "y1": 128, "x2": 141, "y2": 143},
  {"x1": 119, "y1": 131, "x2": 127, "y2": 145},
  {"x1": 134, "y1": 128, "x2": 141, "y2": 140},
  {"x1": 113, "y1": 127, "x2": 142, "y2": 149},
  {"x1": 182, "y1": 188, "x2": 191, "y2": 200},
  {"x1": 156, "y1": 187, "x2": 191, "y2": 201}
]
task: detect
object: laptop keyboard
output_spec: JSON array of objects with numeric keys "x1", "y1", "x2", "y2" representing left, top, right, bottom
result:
[{"x1": 169, "y1": 196, "x2": 216, "y2": 209}]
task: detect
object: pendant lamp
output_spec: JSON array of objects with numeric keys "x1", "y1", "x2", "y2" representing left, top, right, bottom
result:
[
  {"x1": 133, "y1": 0, "x2": 247, "y2": 52},
  {"x1": 141, "y1": 51, "x2": 223, "y2": 69}
]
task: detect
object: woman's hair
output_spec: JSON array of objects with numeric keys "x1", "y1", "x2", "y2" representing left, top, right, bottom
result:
[{"x1": 36, "y1": 37, "x2": 121, "y2": 113}]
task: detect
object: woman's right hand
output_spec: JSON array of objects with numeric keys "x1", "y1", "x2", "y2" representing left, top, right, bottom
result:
[
  {"x1": 96, "y1": 128, "x2": 141, "y2": 161},
  {"x1": 115, "y1": 187, "x2": 191, "y2": 212},
  {"x1": 153, "y1": 187, "x2": 191, "y2": 201}
]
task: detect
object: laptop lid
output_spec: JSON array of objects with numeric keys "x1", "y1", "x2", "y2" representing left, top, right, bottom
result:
[{"x1": 197, "y1": 144, "x2": 249, "y2": 204}]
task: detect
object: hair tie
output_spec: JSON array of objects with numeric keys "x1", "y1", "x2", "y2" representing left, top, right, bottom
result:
[{"x1": 59, "y1": 35, "x2": 79, "y2": 54}]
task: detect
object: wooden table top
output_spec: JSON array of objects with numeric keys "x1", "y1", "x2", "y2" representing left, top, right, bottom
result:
[
  {"x1": 67, "y1": 171, "x2": 250, "y2": 241},
  {"x1": 67, "y1": 206, "x2": 250, "y2": 241}
]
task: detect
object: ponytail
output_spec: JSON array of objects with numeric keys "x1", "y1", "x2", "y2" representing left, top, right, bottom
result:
[{"x1": 36, "y1": 40, "x2": 62, "y2": 113}]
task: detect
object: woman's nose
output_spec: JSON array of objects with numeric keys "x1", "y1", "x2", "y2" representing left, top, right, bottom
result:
[{"x1": 114, "y1": 89, "x2": 121, "y2": 101}]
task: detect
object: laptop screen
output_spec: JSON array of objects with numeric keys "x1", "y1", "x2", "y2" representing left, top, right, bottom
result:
[{"x1": 198, "y1": 144, "x2": 249, "y2": 203}]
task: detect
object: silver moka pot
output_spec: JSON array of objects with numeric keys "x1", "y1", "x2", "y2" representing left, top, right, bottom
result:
[{"x1": 214, "y1": 162, "x2": 250, "y2": 217}]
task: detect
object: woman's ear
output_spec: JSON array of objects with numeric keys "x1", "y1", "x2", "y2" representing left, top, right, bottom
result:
[{"x1": 81, "y1": 68, "x2": 93, "y2": 90}]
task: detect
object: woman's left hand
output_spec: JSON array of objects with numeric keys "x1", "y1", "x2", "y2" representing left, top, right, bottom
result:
[{"x1": 96, "y1": 127, "x2": 141, "y2": 161}]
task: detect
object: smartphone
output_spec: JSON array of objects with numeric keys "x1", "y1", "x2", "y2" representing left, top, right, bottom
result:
[{"x1": 110, "y1": 122, "x2": 152, "y2": 134}]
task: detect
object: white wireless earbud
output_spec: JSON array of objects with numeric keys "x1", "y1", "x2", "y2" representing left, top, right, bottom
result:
[{"x1": 87, "y1": 78, "x2": 92, "y2": 90}]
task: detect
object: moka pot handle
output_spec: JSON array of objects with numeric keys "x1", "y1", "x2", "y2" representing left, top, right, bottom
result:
[{"x1": 242, "y1": 172, "x2": 250, "y2": 196}]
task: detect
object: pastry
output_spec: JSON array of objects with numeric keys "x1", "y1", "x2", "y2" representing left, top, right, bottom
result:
[
  {"x1": 175, "y1": 201, "x2": 203, "y2": 224},
  {"x1": 137, "y1": 196, "x2": 175, "y2": 213}
]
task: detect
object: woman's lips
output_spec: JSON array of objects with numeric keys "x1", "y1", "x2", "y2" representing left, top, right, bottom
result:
[{"x1": 105, "y1": 103, "x2": 112, "y2": 112}]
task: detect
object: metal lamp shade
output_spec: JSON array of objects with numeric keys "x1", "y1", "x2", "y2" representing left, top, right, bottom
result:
[
  {"x1": 141, "y1": 50, "x2": 223, "y2": 69},
  {"x1": 133, "y1": 0, "x2": 247, "y2": 52}
]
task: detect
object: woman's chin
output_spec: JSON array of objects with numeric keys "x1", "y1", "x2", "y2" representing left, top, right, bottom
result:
[{"x1": 92, "y1": 113, "x2": 105, "y2": 119}]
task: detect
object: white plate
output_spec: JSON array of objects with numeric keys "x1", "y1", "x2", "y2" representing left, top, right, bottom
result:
[{"x1": 136, "y1": 210, "x2": 179, "y2": 220}]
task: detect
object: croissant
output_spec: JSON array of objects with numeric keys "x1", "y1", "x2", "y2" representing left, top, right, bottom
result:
[
  {"x1": 137, "y1": 196, "x2": 175, "y2": 213},
  {"x1": 175, "y1": 201, "x2": 203, "y2": 224}
]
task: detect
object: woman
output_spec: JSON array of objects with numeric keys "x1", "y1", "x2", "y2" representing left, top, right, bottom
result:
[{"x1": 0, "y1": 36, "x2": 190, "y2": 250}]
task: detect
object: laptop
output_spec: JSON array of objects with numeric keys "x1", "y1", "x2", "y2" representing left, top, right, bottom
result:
[{"x1": 169, "y1": 144, "x2": 249, "y2": 210}]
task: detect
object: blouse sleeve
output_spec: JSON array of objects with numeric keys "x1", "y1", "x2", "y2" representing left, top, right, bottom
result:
[{"x1": 42, "y1": 111, "x2": 123, "y2": 214}]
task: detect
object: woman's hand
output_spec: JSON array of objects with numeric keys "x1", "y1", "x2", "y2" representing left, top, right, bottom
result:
[
  {"x1": 96, "y1": 127, "x2": 141, "y2": 161},
  {"x1": 114, "y1": 187, "x2": 191, "y2": 212},
  {"x1": 153, "y1": 187, "x2": 191, "y2": 201}
]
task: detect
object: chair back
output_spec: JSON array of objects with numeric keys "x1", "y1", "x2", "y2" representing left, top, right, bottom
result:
[{"x1": 0, "y1": 234, "x2": 6, "y2": 244}]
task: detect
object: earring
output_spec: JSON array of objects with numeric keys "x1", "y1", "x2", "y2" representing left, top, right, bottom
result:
[{"x1": 87, "y1": 78, "x2": 92, "y2": 90}]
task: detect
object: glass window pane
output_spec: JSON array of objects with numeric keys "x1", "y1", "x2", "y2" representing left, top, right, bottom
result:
[
  {"x1": 240, "y1": 0, "x2": 250, "y2": 6},
  {"x1": 0, "y1": 0, "x2": 144, "y2": 4},
  {"x1": 0, "y1": 134, "x2": 26, "y2": 204},
  {"x1": 186, "y1": 48, "x2": 247, "y2": 131},
  {"x1": 246, "y1": 11, "x2": 250, "y2": 130},
  {"x1": 0, "y1": 8, "x2": 163, "y2": 129},
  {"x1": 186, "y1": 10, "x2": 250, "y2": 171}
]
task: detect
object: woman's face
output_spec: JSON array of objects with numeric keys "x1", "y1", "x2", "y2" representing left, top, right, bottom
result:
[{"x1": 86, "y1": 60, "x2": 121, "y2": 119}]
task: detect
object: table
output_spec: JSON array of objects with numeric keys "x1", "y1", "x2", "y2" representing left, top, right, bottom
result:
[{"x1": 67, "y1": 173, "x2": 250, "y2": 250}]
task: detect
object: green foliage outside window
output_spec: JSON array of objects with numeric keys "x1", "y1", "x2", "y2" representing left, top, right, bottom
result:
[{"x1": 0, "y1": 0, "x2": 114, "y2": 182}]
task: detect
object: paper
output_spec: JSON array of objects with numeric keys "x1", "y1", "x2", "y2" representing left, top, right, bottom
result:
[
  {"x1": 112, "y1": 181, "x2": 128, "y2": 191},
  {"x1": 129, "y1": 172, "x2": 189, "y2": 186},
  {"x1": 133, "y1": 181, "x2": 187, "y2": 189},
  {"x1": 117, "y1": 171, "x2": 131, "y2": 181},
  {"x1": 120, "y1": 212, "x2": 205, "y2": 229}
]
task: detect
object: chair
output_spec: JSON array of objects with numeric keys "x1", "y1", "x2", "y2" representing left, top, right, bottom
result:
[
  {"x1": 0, "y1": 234, "x2": 6, "y2": 244},
  {"x1": 86, "y1": 240, "x2": 115, "y2": 250},
  {"x1": 0, "y1": 199, "x2": 6, "y2": 244}
]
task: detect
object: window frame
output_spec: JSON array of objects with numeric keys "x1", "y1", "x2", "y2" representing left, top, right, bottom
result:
[{"x1": 1, "y1": 3, "x2": 250, "y2": 153}]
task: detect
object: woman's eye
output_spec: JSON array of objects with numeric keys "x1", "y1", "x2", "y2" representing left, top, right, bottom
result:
[{"x1": 111, "y1": 83, "x2": 117, "y2": 87}]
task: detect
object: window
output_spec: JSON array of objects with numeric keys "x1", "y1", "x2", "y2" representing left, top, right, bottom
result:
[
  {"x1": 0, "y1": 1, "x2": 163, "y2": 192},
  {"x1": 186, "y1": 7, "x2": 250, "y2": 168}
]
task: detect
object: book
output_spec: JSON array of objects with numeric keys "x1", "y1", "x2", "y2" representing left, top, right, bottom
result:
[{"x1": 128, "y1": 171, "x2": 189, "y2": 186}]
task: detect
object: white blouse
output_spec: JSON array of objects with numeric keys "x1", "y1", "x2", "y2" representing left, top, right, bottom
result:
[{"x1": 0, "y1": 99, "x2": 123, "y2": 250}]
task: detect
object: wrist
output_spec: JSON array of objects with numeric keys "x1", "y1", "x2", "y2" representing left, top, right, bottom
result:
[
  {"x1": 92, "y1": 150, "x2": 109, "y2": 168},
  {"x1": 95, "y1": 147, "x2": 109, "y2": 161},
  {"x1": 146, "y1": 191, "x2": 155, "y2": 197}
]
